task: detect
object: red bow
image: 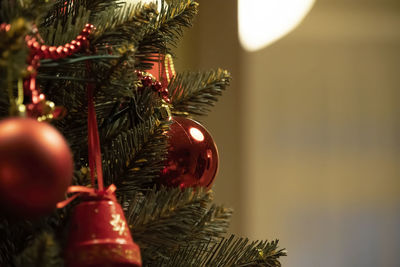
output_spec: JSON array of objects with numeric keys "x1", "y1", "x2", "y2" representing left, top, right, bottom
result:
[{"x1": 56, "y1": 184, "x2": 116, "y2": 209}]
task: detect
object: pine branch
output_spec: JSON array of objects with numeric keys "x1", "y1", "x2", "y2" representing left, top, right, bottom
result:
[
  {"x1": 205, "y1": 237, "x2": 286, "y2": 267},
  {"x1": 39, "y1": 5, "x2": 91, "y2": 46},
  {"x1": 135, "y1": 0, "x2": 199, "y2": 69},
  {"x1": 37, "y1": 49, "x2": 135, "y2": 115},
  {"x1": 186, "y1": 204, "x2": 233, "y2": 244},
  {"x1": 156, "y1": 235, "x2": 287, "y2": 267},
  {"x1": 92, "y1": 48, "x2": 136, "y2": 99},
  {"x1": 43, "y1": 83, "x2": 160, "y2": 175},
  {"x1": 40, "y1": 0, "x2": 120, "y2": 34},
  {"x1": 13, "y1": 231, "x2": 63, "y2": 267},
  {"x1": 91, "y1": 3, "x2": 157, "y2": 47},
  {"x1": 117, "y1": 123, "x2": 169, "y2": 190},
  {"x1": 102, "y1": 115, "x2": 169, "y2": 188},
  {"x1": 149, "y1": 0, "x2": 198, "y2": 47},
  {"x1": 126, "y1": 187, "x2": 232, "y2": 263},
  {"x1": 38, "y1": 51, "x2": 138, "y2": 152},
  {"x1": 169, "y1": 69, "x2": 231, "y2": 116},
  {"x1": 0, "y1": 218, "x2": 44, "y2": 266}
]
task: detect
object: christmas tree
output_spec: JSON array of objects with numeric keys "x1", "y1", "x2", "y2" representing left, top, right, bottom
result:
[{"x1": 0, "y1": 1, "x2": 286, "y2": 266}]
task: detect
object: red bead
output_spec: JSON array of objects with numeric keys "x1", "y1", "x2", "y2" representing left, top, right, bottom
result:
[
  {"x1": 40, "y1": 45, "x2": 49, "y2": 58},
  {"x1": 27, "y1": 65, "x2": 35, "y2": 73},
  {"x1": 135, "y1": 71, "x2": 143, "y2": 79},
  {"x1": 31, "y1": 61, "x2": 39, "y2": 68},
  {"x1": 159, "y1": 117, "x2": 219, "y2": 189},
  {"x1": 32, "y1": 95, "x2": 39, "y2": 104},
  {"x1": 152, "y1": 81, "x2": 163, "y2": 92},
  {"x1": 0, "y1": 118, "x2": 73, "y2": 218},
  {"x1": 31, "y1": 55, "x2": 41, "y2": 68},
  {"x1": 0, "y1": 23, "x2": 7, "y2": 31},
  {"x1": 81, "y1": 38, "x2": 89, "y2": 48},
  {"x1": 56, "y1": 46, "x2": 64, "y2": 55},
  {"x1": 26, "y1": 39, "x2": 34, "y2": 47},
  {"x1": 32, "y1": 41, "x2": 40, "y2": 51},
  {"x1": 160, "y1": 89, "x2": 169, "y2": 98},
  {"x1": 63, "y1": 44, "x2": 71, "y2": 55},
  {"x1": 48, "y1": 46, "x2": 58, "y2": 59},
  {"x1": 142, "y1": 76, "x2": 153, "y2": 87},
  {"x1": 81, "y1": 28, "x2": 89, "y2": 36},
  {"x1": 69, "y1": 44, "x2": 76, "y2": 52}
]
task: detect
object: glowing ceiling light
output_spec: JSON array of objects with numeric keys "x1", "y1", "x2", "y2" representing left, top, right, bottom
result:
[{"x1": 238, "y1": 0, "x2": 316, "y2": 52}]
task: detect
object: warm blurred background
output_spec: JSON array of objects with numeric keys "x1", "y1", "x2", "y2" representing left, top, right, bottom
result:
[{"x1": 175, "y1": 0, "x2": 400, "y2": 266}]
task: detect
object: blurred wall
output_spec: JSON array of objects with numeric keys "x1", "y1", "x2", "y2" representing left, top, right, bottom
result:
[
  {"x1": 175, "y1": 1, "x2": 244, "y2": 235},
  {"x1": 176, "y1": 0, "x2": 400, "y2": 266}
]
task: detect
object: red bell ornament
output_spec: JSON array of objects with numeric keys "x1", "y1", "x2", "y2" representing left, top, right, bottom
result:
[
  {"x1": 66, "y1": 194, "x2": 142, "y2": 267},
  {"x1": 160, "y1": 117, "x2": 219, "y2": 189},
  {"x1": 63, "y1": 42, "x2": 141, "y2": 266},
  {"x1": 0, "y1": 117, "x2": 73, "y2": 218}
]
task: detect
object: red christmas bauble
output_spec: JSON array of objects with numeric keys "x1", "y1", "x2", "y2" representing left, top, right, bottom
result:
[
  {"x1": 160, "y1": 117, "x2": 219, "y2": 189},
  {"x1": 0, "y1": 117, "x2": 73, "y2": 218}
]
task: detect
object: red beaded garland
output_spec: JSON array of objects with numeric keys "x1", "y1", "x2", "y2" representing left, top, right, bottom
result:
[
  {"x1": 25, "y1": 23, "x2": 93, "y2": 62},
  {"x1": 0, "y1": 23, "x2": 96, "y2": 119},
  {"x1": 135, "y1": 70, "x2": 171, "y2": 103},
  {"x1": 21, "y1": 23, "x2": 96, "y2": 119}
]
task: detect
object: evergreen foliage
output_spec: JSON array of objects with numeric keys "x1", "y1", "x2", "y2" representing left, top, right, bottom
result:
[{"x1": 0, "y1": 0, "x2": 285, "y2": 266}]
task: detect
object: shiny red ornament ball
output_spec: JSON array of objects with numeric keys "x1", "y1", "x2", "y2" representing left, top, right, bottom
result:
[
  {"x1": 0, "y1": 117, "x2": 73, "y2": 218},
  {"x1": 160, "y1": 117, "x2": 219, "y2": 189}
]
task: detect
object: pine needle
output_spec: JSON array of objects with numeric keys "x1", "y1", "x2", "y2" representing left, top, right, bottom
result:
[
  {"x1": 169, "y1": 69, "x2": 231, "y2": 116},
  {"x1": 125, "y1": 187, "x2": 233, "y2": 263}
]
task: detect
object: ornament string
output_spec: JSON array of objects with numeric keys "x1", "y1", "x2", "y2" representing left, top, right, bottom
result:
[
  {"x1": 86, "y1": 61, "x2": 104, "y2": 191},
  {"x1": 57, "y1": 24, "x2": 117, "y2": 209},
  {"x1": 57, "y1": 69, "x2": 116, "y2": 208}
]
